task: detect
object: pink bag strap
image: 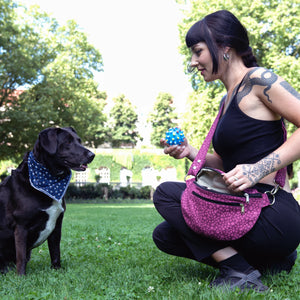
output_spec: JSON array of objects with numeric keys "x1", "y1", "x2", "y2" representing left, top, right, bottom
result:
[
  {"x1": 187, "y1": 102, "x2": 224, "y2": 177},
  {"x1": 187, "y1": 103, "x2": 287, "y2": 188},
  {"x1": 275, "y1": 121, "x2": 287, "y2": 187}
]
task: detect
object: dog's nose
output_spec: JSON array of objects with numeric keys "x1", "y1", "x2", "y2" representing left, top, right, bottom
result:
[{"x1": 87, "y1": 151, "x2": 95, "y2": 163}]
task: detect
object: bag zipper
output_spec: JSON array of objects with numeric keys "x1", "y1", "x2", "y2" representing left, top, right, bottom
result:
[
  {"x1": 193, "y1": 181, "x2": 262, "y2": 203},
  {"x1": 195, "y1": 168, "x2": 263, "y2": 203},
  {"x1": 192, "y1": 191, "x2": 245, "y2": 214}
]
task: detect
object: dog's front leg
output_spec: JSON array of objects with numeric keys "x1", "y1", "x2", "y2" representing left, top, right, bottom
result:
[
  {"x1": 47, "y1": 212, "x2": 64, "y2": 269},
  {"x1": 14, "y1": 225, "x2": 28, "y2": 275}
]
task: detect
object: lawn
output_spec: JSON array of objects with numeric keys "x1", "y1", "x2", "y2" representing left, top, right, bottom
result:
[{"x1": 1, "y1": 202, "x2": 299, "y2": 299}]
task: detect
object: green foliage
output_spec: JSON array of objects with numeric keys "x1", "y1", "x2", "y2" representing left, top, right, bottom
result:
[
  {"x1": 65, "y1": 183, "x2": 153, "y2": 201},
  {"x1": 0, "y1": 1, "x2": 107, "y2": 161},
  {"x1": 0, "y1": 0, "x2": 51, "y2": 92},
  {"x1": 112, "y1": 150, "x2": 134, "y2": 169},
  {"x1": 0, "y1": 158, "x2": 15, "y2": 173},
  {"x1": 109, "y1": 94, "x2": 142, "y2": 148},
  {"x1": 182, "y1": 85, "x2": 224, "y2": 148},
  {"x1": 66, "y1": 183, "x2": 110, "y2": 200},
  {"x1": 177, "y1": 0, "x2": 300, "y2": 147},
  {"x1": 1, "y1": 203, "x2": 300, "y2": 299},
  {"x1": 89, "y1": 149, "x2": 189, "y2": 182},
  {"x1": 148, "y1": 92, "x2": 178, "y2": 147},
  {"x1": 0, "y1": 171, "x2": 8, "y2": 182}
]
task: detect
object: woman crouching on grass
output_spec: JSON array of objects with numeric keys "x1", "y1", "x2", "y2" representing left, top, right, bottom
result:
[{"x1": 152, "y1": 10, "x2": 300, "y2": 292}]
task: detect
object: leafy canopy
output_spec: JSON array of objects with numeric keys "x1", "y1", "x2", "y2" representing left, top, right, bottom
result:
[
  {"x1": 148, "y1": 92, "x2": 178, "y2": 147},
  {"x1": 109, "y1": 94, "x2": 142, "y2": 148},
  {"x1": 0, "y1": 0, "x2": 107, "y2": 160}
]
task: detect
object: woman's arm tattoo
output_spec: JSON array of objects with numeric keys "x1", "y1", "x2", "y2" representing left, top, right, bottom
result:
[
  {"x1": 280, "y1": 81, "x2": 300, "y2": 100},
  {"x1": 242, "y1": 153, "x2": 281, "y2": 184}
]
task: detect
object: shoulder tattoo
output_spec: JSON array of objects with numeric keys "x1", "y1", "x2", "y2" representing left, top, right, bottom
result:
[
  {"x1": 280, "y1": 81, "x2": 300, "y2": 100},
  {"x1": 242, "y1": 153, "x2": 281, "y2": 184},
  {"x1": 237, "y1": 69, "x2": 278, "y2": 104}
]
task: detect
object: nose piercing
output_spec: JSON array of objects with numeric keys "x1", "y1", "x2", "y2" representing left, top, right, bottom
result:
[{"x1": 187, "y1": 62, "x2": 197, "y2": 74}]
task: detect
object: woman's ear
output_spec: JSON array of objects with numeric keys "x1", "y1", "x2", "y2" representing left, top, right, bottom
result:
[
  {"x1": 222, "y1": 47, "x2": 231, "y2": 61},
  {"x1": 225, "y1": 46, "x2": 231, "y2": 52}
]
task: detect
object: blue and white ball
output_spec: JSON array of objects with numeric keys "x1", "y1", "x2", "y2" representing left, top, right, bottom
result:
[{"x1": 165, "y1": 127, "x2": 185, "y2": 146}]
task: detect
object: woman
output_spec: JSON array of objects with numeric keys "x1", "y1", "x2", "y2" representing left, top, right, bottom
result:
[{"x1": 152, "y1": 10, "x2": 300, "y2": 292}]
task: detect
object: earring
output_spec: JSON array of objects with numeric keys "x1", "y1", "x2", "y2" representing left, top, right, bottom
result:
[{"x1": 223, "y1": 53, "x2": 230, "y2": 61}]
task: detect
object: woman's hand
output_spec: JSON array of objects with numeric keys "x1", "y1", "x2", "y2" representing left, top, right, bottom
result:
[
  {"x1": 223, "y1": 152, "x2": 283, "y2": 192},
  {"x1": 160, "y1": 137, "x2": 191, "y2": 160},
  {"x1": 223, "y1": 164, "x2": 261, "y2": 192}
]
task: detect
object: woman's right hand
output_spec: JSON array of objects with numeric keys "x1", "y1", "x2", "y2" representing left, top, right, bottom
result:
[{"x1": 160, "y1": 137, "x2": 191, "y2": 160}]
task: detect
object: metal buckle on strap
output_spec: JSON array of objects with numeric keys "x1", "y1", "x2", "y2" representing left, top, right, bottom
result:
[
  {"x1": 184, "y1": 174, "x2": 195, "y2": 182},
  {"x1": 264, "y1": 183, "x2": 281, "y2": 205}
]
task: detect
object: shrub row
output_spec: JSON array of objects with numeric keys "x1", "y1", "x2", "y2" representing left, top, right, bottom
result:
[{"x1": 65, "y1": 183, "x2": 154, "y2": 201}]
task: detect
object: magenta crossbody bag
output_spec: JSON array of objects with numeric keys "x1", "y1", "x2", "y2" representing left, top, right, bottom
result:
[{"x1": 181, "y1": 102, "x2": 286, "y2": 241}]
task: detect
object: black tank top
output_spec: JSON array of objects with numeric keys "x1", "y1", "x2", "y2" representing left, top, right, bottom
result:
[{"x1": 212, "y1": 85, "x2": 284, "y2": 172}]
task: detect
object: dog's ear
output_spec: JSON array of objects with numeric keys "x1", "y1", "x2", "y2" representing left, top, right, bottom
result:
[
  {"x1": 39, "y1": 128, "x2": 59, "y2": 155},
  {"x1": 64, "y1": 127, "x2": 77, "y2": 134}
]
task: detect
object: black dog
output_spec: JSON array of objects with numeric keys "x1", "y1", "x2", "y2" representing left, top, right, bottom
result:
[{"x1": 0, "y1": 127, "x2": 95, "y2": 275}]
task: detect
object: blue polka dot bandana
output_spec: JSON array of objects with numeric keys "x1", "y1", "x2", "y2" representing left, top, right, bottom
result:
[{"x1": 28, "y1": 151, "x2": 71, "y2": 202}]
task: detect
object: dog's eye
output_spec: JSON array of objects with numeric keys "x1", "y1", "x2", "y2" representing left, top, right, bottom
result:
[{"x1": 65, "y1": 138, "x2": 73, "y2": 145}]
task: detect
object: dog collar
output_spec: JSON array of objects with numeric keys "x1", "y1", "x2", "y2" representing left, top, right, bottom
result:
[{"x1": 28, "y1": 151, "x2": 71, "y2": 202}]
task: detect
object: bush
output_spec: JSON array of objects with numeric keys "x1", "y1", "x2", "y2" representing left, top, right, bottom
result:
[
  {"x1": 65, "y1": 183, "x2": 112, "y2": 200},
  {"x1": 140, "y1": 185, "x2": 153, "y2": 199},
  {"x1": 65, "y1": 183, "x2": 153, "y2": 201}
]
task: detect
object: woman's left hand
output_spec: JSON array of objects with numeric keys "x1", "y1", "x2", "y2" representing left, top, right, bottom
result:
[{"x1": 223, "y1": 164, "x2": 261, "y2": 192}]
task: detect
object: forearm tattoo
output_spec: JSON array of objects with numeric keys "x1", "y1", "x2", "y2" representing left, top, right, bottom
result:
[
  {"x1": 242, "y1": 153, "x2": 281, "y2": 184},
  {"x1": 237, "y1": 68, "x2": 278, "y2": 103},
  {"x1": 280, "y1": 81, "x2": 300, "y2": 100}
]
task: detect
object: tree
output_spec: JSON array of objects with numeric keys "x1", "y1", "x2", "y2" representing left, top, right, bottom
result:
[
  {"x1": 109, "y1": 94, "x2": 141, "y2": 148},
  {"x1": 0, "y1": 0, "x2": 52, "y2": 96},
  {"x1": 148, "y1": 92, "x2": 178, "y2": 147},
  {"x1": 176, "y1": 0, "x2": 300, "y2": 148},
  {"x1": 0, "y1": 1, "x2": 107, "y2": 160}
]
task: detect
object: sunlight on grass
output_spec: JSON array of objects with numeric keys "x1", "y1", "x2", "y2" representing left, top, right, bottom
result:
[
  {"x1": 1, "y1": 202, "x2": 299, "y2": 300},
  {"x1": 80, "y1": 203, "x2": 154, "y2": 209}
]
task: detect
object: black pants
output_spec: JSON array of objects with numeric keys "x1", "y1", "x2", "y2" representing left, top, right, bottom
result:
[{"x1": 153, "y1": 181, "x2": 300, "y2": 270}]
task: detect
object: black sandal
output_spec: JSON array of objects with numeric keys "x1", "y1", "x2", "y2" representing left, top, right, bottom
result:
[{"x1": 210, "y1": 266, "x2": 269, "y2": 292}]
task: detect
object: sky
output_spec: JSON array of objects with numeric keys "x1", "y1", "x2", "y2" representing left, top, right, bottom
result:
[{"x1": 19, "y1": 0, "x2": 192, "y2": 120}]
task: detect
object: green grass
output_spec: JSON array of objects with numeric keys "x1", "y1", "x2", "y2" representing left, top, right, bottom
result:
[{"x1": 1, "y1": 202, "x2": 300, "y2": 299}]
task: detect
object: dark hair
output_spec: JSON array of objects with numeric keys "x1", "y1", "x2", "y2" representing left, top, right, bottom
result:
[{"x1": 186, "y1": 10, "x2": 258, "y2": 73}]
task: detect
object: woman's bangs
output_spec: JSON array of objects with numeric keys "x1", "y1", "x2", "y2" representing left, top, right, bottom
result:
[{"x1": 185, "y1": 20, "x2": 206, "y2": 48}]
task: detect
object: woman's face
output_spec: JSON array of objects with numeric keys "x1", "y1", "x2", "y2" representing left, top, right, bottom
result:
[{"x1": 190, "y1": 42, "x2": 219, "y2": 82}]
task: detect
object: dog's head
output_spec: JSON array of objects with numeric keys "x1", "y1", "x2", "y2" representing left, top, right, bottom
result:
[{"x1": 33, "y1": 127, "x2": 95, "y2": 177}]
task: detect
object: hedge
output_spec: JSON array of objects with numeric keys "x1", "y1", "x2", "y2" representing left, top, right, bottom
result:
[{"x1": 65, "y1": 183, "x2": 153, "y2": 201}]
